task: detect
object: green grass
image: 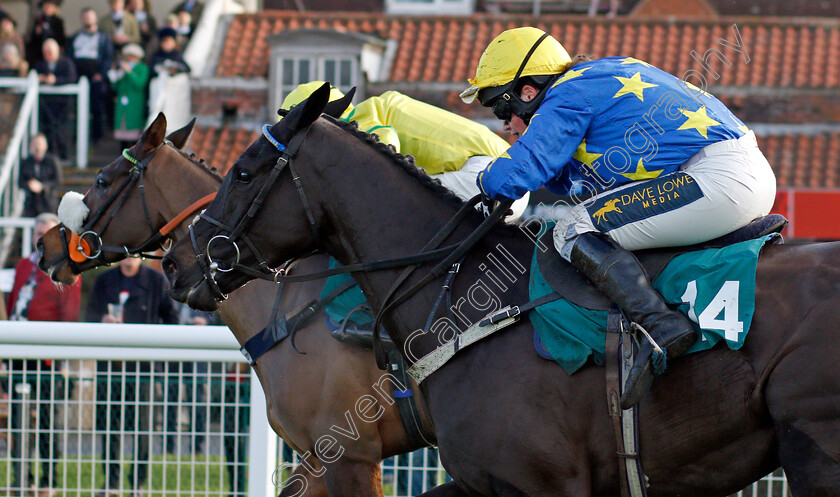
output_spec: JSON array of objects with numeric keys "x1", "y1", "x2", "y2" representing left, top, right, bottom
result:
[{"x1": 0, "y1": 454, "x2": 239, "y2": 496}]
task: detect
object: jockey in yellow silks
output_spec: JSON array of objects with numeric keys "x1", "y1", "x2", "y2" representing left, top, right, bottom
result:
[
  {"x1": 281, "y1": 82, "x2": 530, "y2": 220},
  {"x1": 461, "y1": 27, "x2": 776, "y2": 407}
]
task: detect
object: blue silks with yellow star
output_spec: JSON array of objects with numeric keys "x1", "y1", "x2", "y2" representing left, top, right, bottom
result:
[{"x1": 477, "y1": 56, "x2": 749, "y2": 201}]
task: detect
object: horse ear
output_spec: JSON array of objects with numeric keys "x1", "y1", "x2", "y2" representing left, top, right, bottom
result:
[
  {"x1": 323, "y1": 87, "x2": 356, "y2": 118},
  {"x1": 139, "y1": 113, "x2": 167, "y2": 154},
  {"x1": 283, "y1": 82, "x2": 330, "y2": 132},
  {"x1": 166, "y1": 118, "x2": 196, "y2": 149}
]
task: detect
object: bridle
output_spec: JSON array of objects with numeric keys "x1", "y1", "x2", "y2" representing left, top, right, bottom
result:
[
  {"x1": 190, "y1": 118, "x2": 513, "y2": 368},
  {"x1": 61, "y1": 142, "x2": 216, "y2": 272},
  {"x1": 190, "y1": 124, "x2": 316, "y2": 301}
]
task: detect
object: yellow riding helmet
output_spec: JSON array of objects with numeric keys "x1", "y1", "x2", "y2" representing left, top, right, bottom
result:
[
  {"x1": 279, "y1": 81, "x2": 354, "y2": 119},
  {"x1": 460, "y1": 27, "x2": 571, "y2": 104}
]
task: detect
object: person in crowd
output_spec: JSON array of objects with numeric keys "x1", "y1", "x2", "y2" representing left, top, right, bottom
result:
[
  {"x1": 148, "y1": 27, "x2": 189, "y2": 77},
  {"x1": 0, "y1": 13, "x2": 24, "y2": 61},
  {"x1": 35, "y1": 38, "x2": 77, "y2": 160},
  {"x1": 0, "y1": 44, "x2": 28, "y2": 77},
  {"x1": 223, "y1": 362, "x2": 249, "y2": 497},
  {"x1": 27, "y1": 0, "x2": 65, "y2": 66},
  {"x1": 6, "y1": 213, "x2": 81, "y2": 496},
  {"x1": 67, "y1": 7, "x2": 114, "y2": 146},
  {"x1": 126, "y1": 0, "x2": 155, "y2": 53},
  {"x1": 19, "y1": 133, "x2": 61, "y2": 217},
  {"x1": 86, "y1": 258, "x2": 178, "y2": 496},
  {"x1": 99, "y1": 0, "x2": 139, "y2": 53},
  {"x1": 169, "y1": 0, "x2": 202, "y2": 33},
  {"x1": 110, "y1": 42, "x2": 147, "y2": 146},
  {"x1": 461, "y1": 27, "x2": 776, "y2": 407},
  {"x1": 175, "y1": 10, "x2": 191, "y2": 40}
]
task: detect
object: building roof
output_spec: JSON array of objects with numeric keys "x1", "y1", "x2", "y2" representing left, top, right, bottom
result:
[
  {"x1": 188, "y1": 123, "x2": 840, "y2": 189},
  {"x1": 188, "y1": 125, "x2": 260, "y2": 176},
  {"x1": 216, "y1": 11, "x2": 840, "y2": 89}
]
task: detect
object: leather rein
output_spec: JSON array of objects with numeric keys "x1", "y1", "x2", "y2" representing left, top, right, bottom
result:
[
  {"x1": 190, "y1": 120, "x2": 513, "y2": 368},
  {"x1": 61, "y1": 142, "x2": 216, "y2": 272}
]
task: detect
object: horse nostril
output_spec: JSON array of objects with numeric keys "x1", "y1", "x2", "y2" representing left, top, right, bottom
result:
[{"x1": 162, "y1": 257, "x2": 178, "y2": 282}]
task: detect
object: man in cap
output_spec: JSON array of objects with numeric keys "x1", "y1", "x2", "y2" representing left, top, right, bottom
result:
[
  {"x1": 280, "y1": 82, "x2": 529, "y2": 218},
  {"x1": 461, "y1": 27, "x2": 776, "y2": 407}
]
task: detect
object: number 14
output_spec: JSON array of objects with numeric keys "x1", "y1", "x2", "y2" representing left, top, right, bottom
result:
[{"x1": 680, "y1": 280, "x2": 743, "y2": 343}]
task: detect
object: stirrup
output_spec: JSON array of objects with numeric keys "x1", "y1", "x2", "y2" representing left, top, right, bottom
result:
[{"x1": 631, "y1": 322, "x2": 667, "y2": 375}]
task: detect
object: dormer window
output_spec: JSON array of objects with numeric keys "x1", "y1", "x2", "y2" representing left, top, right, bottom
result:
[
  {"x1": 268, "y1": 30, "x2": 387, "y2": 115},
  {"x1": 385, "y1": 0, "x2": 475, "y2": 15}
]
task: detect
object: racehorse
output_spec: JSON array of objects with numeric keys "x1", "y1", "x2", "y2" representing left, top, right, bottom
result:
[
  {"x1": 37, "y1": 113, "x2": 434, "y2": 497},
  {"x1": 162, "y1": 85, "x2": 840, "y2": 496}
]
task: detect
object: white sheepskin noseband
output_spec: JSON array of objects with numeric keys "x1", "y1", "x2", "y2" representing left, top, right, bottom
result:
[{"x1": 57, "y1": 191, "x2": 90, "y2": 234}]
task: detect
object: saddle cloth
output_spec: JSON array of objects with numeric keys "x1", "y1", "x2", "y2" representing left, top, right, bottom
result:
[{"x1": 530, "y1": 233, "x2": 778, "y2": 374}]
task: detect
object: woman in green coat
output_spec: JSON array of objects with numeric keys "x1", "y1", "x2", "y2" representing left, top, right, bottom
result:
[{"x1": 112, "y1": 43, "x2": 149, "y2": 146}]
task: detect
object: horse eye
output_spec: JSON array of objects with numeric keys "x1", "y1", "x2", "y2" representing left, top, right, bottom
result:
[
  {"x1": 235, "y1": 168, "x2": 252, "y2": 184},
  {"x1": 95, "y1": 175, "x2": 109, "y2": 189}
]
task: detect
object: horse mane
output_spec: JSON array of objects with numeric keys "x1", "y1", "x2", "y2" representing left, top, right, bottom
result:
[
  {"x1": 166, "y1": 141, "x2": 223, "y2": 183},
  {"x1": 321, "y1": 115, "x2": 466, "y2": 208}
]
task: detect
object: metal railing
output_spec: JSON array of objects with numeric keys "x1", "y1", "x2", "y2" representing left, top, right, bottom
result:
[
  {"x1": 0, "y1": 322, "x2": 791, "y2": 496},
  {"x1": 0, "y1": 71, "x2": 39, "y2": 268},
  {"x1": 38, "y1": 76, "x2": 89, "y2": 169}
]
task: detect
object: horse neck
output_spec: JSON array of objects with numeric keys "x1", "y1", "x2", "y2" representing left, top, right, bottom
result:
[
  {"x1": 147, "y1": 146, "x2": 221, "y2": 241},
  {"x1": 309, "y1": 125, "x2": 531, "y2": 353}
]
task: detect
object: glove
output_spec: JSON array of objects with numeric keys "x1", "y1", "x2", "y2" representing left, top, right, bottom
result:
[{"x1": 479, "y1": 194, "x2": 495, "y2": 219}]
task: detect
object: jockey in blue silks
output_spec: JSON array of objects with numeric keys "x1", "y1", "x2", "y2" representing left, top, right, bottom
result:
[{"x1": 461, "y1": 27, "x2": 776, "y2": 408}]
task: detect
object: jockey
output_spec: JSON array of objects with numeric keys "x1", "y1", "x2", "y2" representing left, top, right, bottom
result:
[
  {"x1": 461, "y1": 27, "x2": 776, "y2": 407},
  {"x1": 280, "y1": 82, "x2": 530, "y2": 219}
]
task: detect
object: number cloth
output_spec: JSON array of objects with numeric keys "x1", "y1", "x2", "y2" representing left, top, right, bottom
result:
[
  {"x1": 530, "y1": 234, "x2": 773, "y2": 375},
  {"x1": 320, "y1": 258, "x2": 374, "y2": 328}
]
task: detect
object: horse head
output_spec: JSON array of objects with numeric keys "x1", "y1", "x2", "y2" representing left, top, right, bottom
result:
[
  {"x1": 38, "y1": 113, "x2": 206, "y2": 284},
  {"x1": 162, "y1": 83, "x2": 335, "y2": 310}
]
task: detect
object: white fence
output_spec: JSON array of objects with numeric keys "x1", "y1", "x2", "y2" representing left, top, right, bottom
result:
[{"x1": 0, "y1": 322, "x2": 790, "y2": 496}]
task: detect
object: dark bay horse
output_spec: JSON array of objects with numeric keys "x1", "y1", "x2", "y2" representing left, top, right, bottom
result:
[
  {"x1": 37, "y1": 114, "x2": 433, "y2": 497},
  {"x1": 162, "y1": 85, "x2": 840, "y2": 496}
]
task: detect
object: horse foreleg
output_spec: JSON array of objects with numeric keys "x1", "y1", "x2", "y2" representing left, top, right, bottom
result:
[
  {"x1": 414, "y1": 481, "x2": 472, "y2": 496},
  {"x1": 278, "y1": 462, "x2": 328, "y2": 497},
  {"x1": 321, "y1": 458, "x2": 385, "y2": 497}
]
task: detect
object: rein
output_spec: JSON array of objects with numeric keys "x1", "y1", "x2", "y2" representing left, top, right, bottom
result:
[
  {"x1": 64, "y1": 143, "x2": 216, "y2": 264},
  {"x1": 194, "y1": 119, "x2": 514, "y2": 369}
]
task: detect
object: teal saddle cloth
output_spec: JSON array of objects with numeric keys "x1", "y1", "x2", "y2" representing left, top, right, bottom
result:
[
  {"x1": 530, "y1": 236, "x2": 773, "y2": 375},
  {"x1": 321, "y1": 236, "x2": 771, "y2": 375}
]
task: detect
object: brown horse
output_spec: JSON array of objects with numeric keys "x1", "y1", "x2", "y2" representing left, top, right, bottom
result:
[
  {"x1": 162, "y1": 85, "x2": 840, "y2": 497},
  {"x1": 37, "y1": 114, "x2": 434, "y2": 497}
]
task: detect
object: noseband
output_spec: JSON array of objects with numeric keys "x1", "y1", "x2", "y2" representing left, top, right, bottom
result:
[
  {"x1": 61, "y1": 143, "x2": 216, "y2": 272},
  {"x1": 190, "y1": 124, "x2": 316, "y2": 301}
]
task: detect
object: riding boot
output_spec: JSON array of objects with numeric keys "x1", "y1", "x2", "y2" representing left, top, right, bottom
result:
[{"x1": 569, "y1": 232, "x2": 698, "y2": 409}]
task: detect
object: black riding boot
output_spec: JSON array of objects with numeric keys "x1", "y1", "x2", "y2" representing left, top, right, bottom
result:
[{"x1": 569, "y1": 232, "x2": 698, "y2": 408}]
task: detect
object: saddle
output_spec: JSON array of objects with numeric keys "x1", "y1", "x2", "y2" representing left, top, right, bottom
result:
[{"x1": 537, "y1": 214, "x2": 788, "y2": 311}]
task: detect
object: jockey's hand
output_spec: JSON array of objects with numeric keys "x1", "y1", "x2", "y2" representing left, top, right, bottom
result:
[{"x1": 479, "y1": 194, "x2": 495, "y2": 219}]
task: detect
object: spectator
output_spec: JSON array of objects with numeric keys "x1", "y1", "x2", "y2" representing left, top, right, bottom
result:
[
  {"x1": 35, "y1": 38, "x2": 77, "y2": 160},
  {"x1": 0, "y1": 13, "x2": 24, "y2": 61},
  {"x1": 5, "y1": 212, "x2": 81, "y2": 497},
  {"x1": 148, "y1": 27, "x2": 189, "y2": 78},
  {"x1": 223, "y1": 362, "x2": 249, "y2": 497},
  {"x1": 19, "y1": 133, "x2": 61, "y2": 217},
  {"x1": 86, "y1": 258, "x2": 178, "y2": 496},
  {"x1": 160, "y1": 14, "x2": 187, "y2": 49},
  {"x1": 67, "y1": 7, "x2": 114, "y2": 146},
  {"x1": 110, "y1": 43, "x2": 148, "y2": 146},
  {"x1": 175, "y1": 10, "x2": 191, "y2": 40},
  {"x1": 588, "y1": 0, "x2": 619, "y2": 17},
  {"x1": 169, "y1": 0, "x2": 202, "y2": 33},
  {"x1": 126, "y1": 0, "x2": 155, "y2": 54},
  {"x1": 99, "y1": 0, "x2": 140, "y2": 53},
  {"x1": 27, "y1": 0, "x2": 65, "y2": 66},
  {"x1": 0, "y1": 44, "x2": 28, "y2": 77}
]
